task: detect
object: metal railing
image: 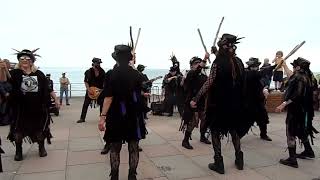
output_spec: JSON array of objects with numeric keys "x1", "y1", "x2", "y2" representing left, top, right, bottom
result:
[{"x1": 53, "y1": 82, "x2": 164, "y2": 98}]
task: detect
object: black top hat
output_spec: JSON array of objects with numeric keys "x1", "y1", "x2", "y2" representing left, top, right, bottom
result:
[
  {"x1": 218, "y1": 33, "x2": 244, "y2": 47},
  {"x1": 111, "y1": 45, "x2": 132, "y2": 62},
  {"x1": 92, "y1": 57, "x2": 102, "y2": 64},
  {"x1": 137, "y1": 64, "x2": 146, "y2": 72},
  {"x1": 246, "y1": 57, "x2": 261, "y2": 67},
  {"x1": 290, "y1": 57, "x2": 310, "y2": 69}
]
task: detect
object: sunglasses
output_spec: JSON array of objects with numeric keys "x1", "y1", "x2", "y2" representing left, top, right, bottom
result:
[{"x1": 19, "y1": 57, "x2": 32, "y2": 61}]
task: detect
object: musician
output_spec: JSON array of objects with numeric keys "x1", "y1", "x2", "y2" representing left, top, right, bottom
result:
[
  {"x1": 190, "y1": 34, "x2": 249, "y2": 174},
  {"x1": 272, "y1": 51, "x2": 284, "y2": 91},
  {"x1": 181, "y1": 54, "x2": 211, "y2": 150},
  {"x1": 137, "y1": 64, "x2": 150, "y2": 119},
  {"x1": 276, "y1": 58, "x2": 318, "y2": 168},
  {"x1": 245, "y1": 58, "x2": 273, "y2": 141},
  {"x1": 77, "y1": 58, "x2": 105, "y2": 123},
  {"x1": 162, "y1": 63, "x2": 185, "y2": 117}
]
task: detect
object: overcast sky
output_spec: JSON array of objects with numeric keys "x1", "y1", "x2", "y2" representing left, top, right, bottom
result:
[{"x1": 0, "y1": 0, "x2": 319, "y2": 71}]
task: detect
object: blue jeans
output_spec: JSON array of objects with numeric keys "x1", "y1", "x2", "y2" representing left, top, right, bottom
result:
[{"x1": 60, "y1": 87, "x2": 69, "y2": 104}]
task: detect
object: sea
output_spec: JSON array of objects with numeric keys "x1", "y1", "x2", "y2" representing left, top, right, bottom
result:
[
  {"x1": 40, "y1": 67, "x2": 320, "y2": 97},
  {"x1": 40, "y1": 67, "x2": 169, "y2": 97}
]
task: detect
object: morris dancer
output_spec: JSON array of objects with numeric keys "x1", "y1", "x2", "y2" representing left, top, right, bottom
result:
[
  {"x1": 191, "y1": 34, "x2": 250, "y2": 174},
  {"x1": 276, "y1": 57, "x2": 318, "y2": 168},
  {"x1": 162, "y1": 56, "x2": 185, "y2": 117},
  {"x1": 181, "y1": 54, "x2": 211, "y2": 150},
  {"x1": 245, "y1": 57, "x2": 274, "y2": 141},
  {"x1": 5, "y1": 49, "x2": 58, "y2": 161},
  {"x1": 98, "y1": 45, "x2": 147, "y2": 180}
]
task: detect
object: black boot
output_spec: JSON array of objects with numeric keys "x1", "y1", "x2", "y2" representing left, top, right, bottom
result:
[
  {"x1": 259, "y1": 124, "x2": 272, "y2": 141},
  {"x1": 280, "y1": 147, "x2": 298, "y2": 168},
  {"x1": 182, "y1": 131, "x2": 193, "y2": 149},
  {"x1": 297, "y1": 141, "x2": 315, "y2": 159},
  {"x1": 101, "y1": 143, "x2": 111, "y2": 155},
  {"x1": 200, "y1": 132, "x2": 211, "y2": 144},
  {"x1": 76, "y1": 119, "x2": 85, "y2": 123},
  {"x1": 109, "y1": 169, "x2": 119, "y2": 180},
  {"x1": 235, "y1": 151, "x2": 244, "y2": 170},
  {"x1": 208, "y1": 155, "x2": 225, "y2": 174},
  {"x1": 14, "y1": 142, "x2": 23, "y2": 161},
  {"x1": 38, "y1": 141, "x2": 47, "y2": 157},
  {"x1": 128, "y1": 169, "x2": 137, "y2": 180}
]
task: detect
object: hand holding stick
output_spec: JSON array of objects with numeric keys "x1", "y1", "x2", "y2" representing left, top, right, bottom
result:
[{"x1": 197, "y1": 28, "x2": 211, "y2": 63}]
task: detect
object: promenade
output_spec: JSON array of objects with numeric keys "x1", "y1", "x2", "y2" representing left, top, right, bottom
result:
[{"x1": 0, "y1": 97, "x2": 319, "y2": 180}]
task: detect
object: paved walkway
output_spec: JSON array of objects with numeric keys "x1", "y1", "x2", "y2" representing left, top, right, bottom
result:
[{"x1": 0, "y1": 97, "x2": 320, "y2": 180}]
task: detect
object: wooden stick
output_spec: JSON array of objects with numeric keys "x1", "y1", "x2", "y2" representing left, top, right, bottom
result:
[
  {"x1": 130, "y1": 26, "x2": 134, "y2": 50},
  {"x1": 129, "y1": 26, "x2": 136, "y2": 65},
  {"x1": 275, "y1": 41, "x2": 306, "y2": 70},
  {"x1": 197, "y1": 28, "x2": 211, "y2": 63},
  {"x1": 133, "y1": 28, "x2": 141, "y2": 53},
  {"x1": 213, "y1": 17, "x2": 225, "y2": 46},
  {"x1": 284, "y1": 41, "x2": 305, "y2": 60}
]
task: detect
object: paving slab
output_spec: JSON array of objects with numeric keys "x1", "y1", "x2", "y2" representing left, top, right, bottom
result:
[
  {"x1": 0, "y1": 172, "x2": 15, "y2": 180},
  {"x1": 18, "y1": 150, "x2": 67, "y2": 174},
  {"x1": 255, "y1": 164, "x2": 316, "y2": 180},
  {"x1": 151, "y1": 155, "x2": 209, "y2": 179},
  {"x1": 13, "y1": 170, "x2": 65, "y2": 180},
  {"x1": 67, "y1": 150, "x2": 106, "y2": 165},
  {"x1": 66, "y1": 163, "x2": 109, "y2": 180},
  {"x1": 68, "y1": 137, "x2": 102, "y2": 152},
  {"x1": 0, "y1": 97, "x2": 318, "y2": 180}
]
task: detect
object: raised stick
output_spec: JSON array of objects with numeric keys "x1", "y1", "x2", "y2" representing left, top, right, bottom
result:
[
  {"x1": 213, "y1": 17, "x2": 225, "y2": 46},
  {"x1": 197, "y1": 28, "x2": 211, "y2": 63},
  {"x1": 133, "y1": 28, "x2": 141, "y2": 53},
  {"x1": 275, "y1": 41, "x2": 306, "y2": 70}
]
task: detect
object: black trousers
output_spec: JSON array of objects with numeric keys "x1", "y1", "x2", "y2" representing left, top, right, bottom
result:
[{"x1": 80, "y1": 93, "x2": 91, "y2": 120}]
